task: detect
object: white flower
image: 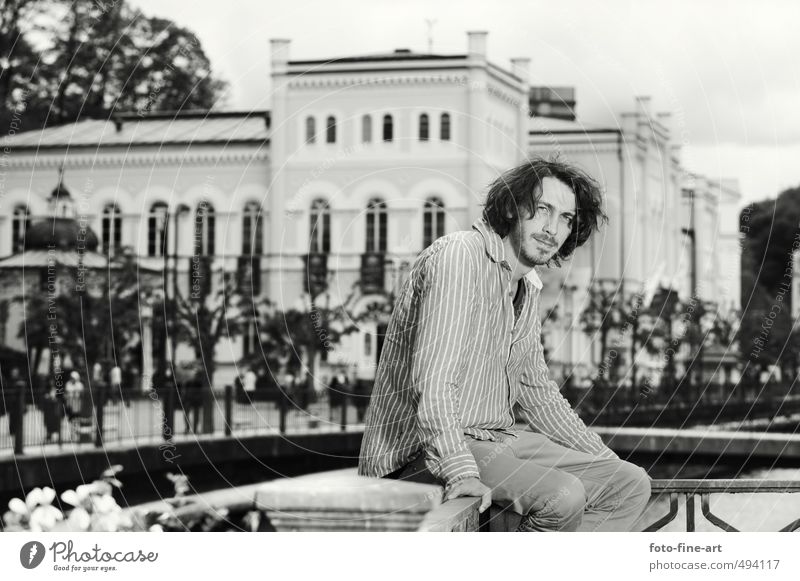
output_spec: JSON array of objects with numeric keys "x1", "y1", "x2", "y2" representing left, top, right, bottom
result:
[
  {"x1": 5, "y1": 487, "x2": 63, "y2": 531},
  {"x1": 67, "y1": 507, "x2": 91, "y2": 531},
  {"x1": 91, "y1": 495, "x2": 119, "y2": 515},
  {"x1": 25, "y1": 487, "x2": 56, "y2": 510},
  {"x1": 92, "y1": 511, "x2": 122, "y2": 532},
  {"x1": 8, "y1": 498, "x2": 27, "y2": 516},
  {"x1": 60, "y1": 490, "x2": 81, "y2": 508},
  {"x1": 29, "y1": 505, "x2": 63, "y2": 532}
]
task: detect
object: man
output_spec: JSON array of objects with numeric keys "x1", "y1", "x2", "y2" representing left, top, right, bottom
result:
[{"x1": 358, "y1": 158, "x2": 651, "y2": 532}]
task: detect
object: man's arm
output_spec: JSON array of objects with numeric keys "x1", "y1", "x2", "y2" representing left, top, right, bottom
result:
[
  {"x1": 516, "y1": 303, "x2": 618, "y2": 459},
  {"x1": 411, "y1": 240, "x2": 482, "y2": 487}
]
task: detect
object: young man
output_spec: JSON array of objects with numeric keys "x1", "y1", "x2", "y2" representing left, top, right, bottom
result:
[{"x1": 358, "y1": 158, "x2": 651, "y2": 532}]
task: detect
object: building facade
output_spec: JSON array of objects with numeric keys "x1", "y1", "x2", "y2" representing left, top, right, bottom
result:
[{"x1": 0, "y1": 32, "x2": 743, "y2": 388}]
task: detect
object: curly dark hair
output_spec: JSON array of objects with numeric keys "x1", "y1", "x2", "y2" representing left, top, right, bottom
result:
[{"x1": 482, "y1": 156, "x2": 607, "y2": 265}]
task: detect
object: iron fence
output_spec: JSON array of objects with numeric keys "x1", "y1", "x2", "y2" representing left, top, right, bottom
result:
[{"x1": 0, "y1": 382, "x2": 366, "y2": 455}]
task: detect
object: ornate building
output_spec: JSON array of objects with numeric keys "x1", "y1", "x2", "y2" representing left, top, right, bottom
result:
[{"x1": 0, "y1": 31, "x2": 743, "y2": 388}]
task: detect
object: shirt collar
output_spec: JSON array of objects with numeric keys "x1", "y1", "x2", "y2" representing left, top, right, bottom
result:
[{"x1": 471, "y1": 219, "x2": 543, "y2": 291}]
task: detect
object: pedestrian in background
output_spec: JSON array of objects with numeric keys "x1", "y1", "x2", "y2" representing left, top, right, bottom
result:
[
  {"x1": 110, "y1": 364, "x2": 123, "y2": 404},
  {"x1": 6, "y1": 367, "x2": 27, "y2": 444}
]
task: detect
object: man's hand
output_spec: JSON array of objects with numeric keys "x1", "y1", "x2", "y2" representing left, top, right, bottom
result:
[{"x1": 444, "y1": 477, "x2": 492, "y2": 513}]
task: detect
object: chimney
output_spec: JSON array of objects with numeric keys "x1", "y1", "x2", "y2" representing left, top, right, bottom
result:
[
  {"x1": 510, "y1": 57, "x2": 530, "y2": 83},
  {"x1": 467, "y1": 31, "x2": 488, "y2": 59},
  {"x1": 270, "y1": 38, "x2": 291, "y2": 73}
]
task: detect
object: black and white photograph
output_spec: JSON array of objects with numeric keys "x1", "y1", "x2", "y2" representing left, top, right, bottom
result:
[{"x1": 1, "y1": 0, "x2": 799, "y2": 576}]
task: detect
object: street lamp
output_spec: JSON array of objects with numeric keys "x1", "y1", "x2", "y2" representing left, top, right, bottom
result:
[
  {"x1": 167, "y1": 204, "x2": 190, "y2": 375},
  {"x1": 140, "y1": 289, "x2": 163, "y2": 393},
  {"x1": 141, "y1": 302, "x2": 153, "y2": 394}
]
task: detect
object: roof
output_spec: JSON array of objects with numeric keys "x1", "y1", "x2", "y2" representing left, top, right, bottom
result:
[
  {"x1": 529, "y1": 116, "x2": 620, "y2": 134},
  {"x1": 3, "y1": 111, "x2": 270, "y2": 150},
  {"x1": 290, "y1": 49, "x2": 467, "y2": 66}
]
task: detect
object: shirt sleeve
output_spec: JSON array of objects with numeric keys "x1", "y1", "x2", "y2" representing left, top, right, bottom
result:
[
  {"x1": 516, "y1": 299, "x2": 618, "y2": 460},
  {"x1": 411, "y1": 240, "x2": 482, "y2": 487}
]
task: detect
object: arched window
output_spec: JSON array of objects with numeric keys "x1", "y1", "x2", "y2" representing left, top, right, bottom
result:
[
  {"x1": 241, "y1": 202, "x2": 263, "y2": 256},
  {"x1": 423, "y1": 197, "x2": 446, "y2": 248},
  {"x1": 326, "y1": 115, "x2": 336, "y2": 144},
  {"x1": 305, "y1": 116, "x2": 316, "y2": 144},
  {"x1": 419, "y1": 113, "x2": 429, "y2": 141},
  {"x1": 11, "y1": 205, "x2": 29, "y2": 253},
  {"x1": 382, "y1": 114, "x2": 393, "y2": 142},
  {"x1": 241, "y1": 202, "x2": 263, "y2": 296},
  {"x1": 101, "y1": 204, "x2": 122, "y2": 257},
  {"x1": 194, "y1": 201, "x2": 215, "y2": 256},
  {"x1": 365, "y1": 198, "x2": 387, "y2": 253},
  {"x1": 440, "y1": 113, "x2": 451, "y2": 141},
  {"x1": 147, "y1": 203, "x2": 168, "y2": 257},
  {"x1": 361, "y1": 115, "x2": 372, "y2": 143},
  {"x1": 309, "y1": 198, "x2": 331, "y2": 254}
]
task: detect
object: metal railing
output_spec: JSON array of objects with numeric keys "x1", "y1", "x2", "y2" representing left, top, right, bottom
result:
[
  {"x1": 0, "y1": 384, "x2": 367, "y2": 455},
  {"x1": 560, "y1": 379, "x2": 800, "y2": 428},
  {"x1": 643, "y1": 479, "x2": 800, "y2": 532}
]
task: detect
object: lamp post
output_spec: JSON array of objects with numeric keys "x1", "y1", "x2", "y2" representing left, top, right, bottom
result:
[
  {"x1": 168, "y1": 204, "x2": 190, "y2": 374},
  {"x1": 140, "y1": 300, "x2": 153, "y2": 394}
]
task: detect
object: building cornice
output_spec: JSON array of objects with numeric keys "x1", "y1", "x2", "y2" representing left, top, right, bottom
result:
[
  {"x1": 487, "y1": 82, "x2": 522, "y2": 108},
  {"x1": 288, "y1": 72, "x2": 522, "y2": 107},
  {"x1": 3, "y1": 148, "x2": 270, "y2": 169},
  {"x1": 528, "y1": 141, "x2": 621, "y2": 154},
  {"x1": 288, "y1": 73, "x2": 469, "y2": 90}
]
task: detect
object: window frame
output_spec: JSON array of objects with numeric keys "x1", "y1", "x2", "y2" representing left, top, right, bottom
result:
[
  {"x1": 309, "y1": 198, "x2": 331, "y2": 254},
  {"x1": 147, "y1": 202, "x2": 169, "y2": 258},
  {"x1": 325, "y1": 115, "x2": 337, "y2": 144},
  {"x1": 423, "y1": 197, "x2": 446, "y2": 248},
  {"x1": 382, "y1": 114, "x2": 393, "y2": 142},
  {"x1": 365, "y1": 198, "x2": 388, "y2": 254},
  {"x1": 440, "y1": 112, "x2": 451, "y2": 141},
  {"x1": 419, "y1": 113, "x2": 429, "y2": 141}
]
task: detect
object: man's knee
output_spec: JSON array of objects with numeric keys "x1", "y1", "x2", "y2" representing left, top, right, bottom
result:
[
  {"x1": 615, "y1": 462, "x2": 651, "y2": 501},
  {"x1": 522, "y1": 475, "x2": 586, "y2": 531}
]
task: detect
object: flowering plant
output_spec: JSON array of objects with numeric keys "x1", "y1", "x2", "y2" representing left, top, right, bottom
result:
[
  {"x1": 2, "y1": 486, "x2": 64, "y2": 532},
  {"x1": 2, "y1": 467, "x2": 263, "y2": 532},
  {"x1": 2, "y1": 466, "x2": 148, "y2": 532}
]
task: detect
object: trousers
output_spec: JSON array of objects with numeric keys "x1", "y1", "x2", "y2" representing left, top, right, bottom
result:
[{"x1": 388, "y1": 430, "x2": 651, "y2": 532}]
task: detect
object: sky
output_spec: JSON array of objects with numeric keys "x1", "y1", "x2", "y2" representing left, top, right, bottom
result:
[{"x1": 129, "y1": 0, "x2": 800, "y2": 207}]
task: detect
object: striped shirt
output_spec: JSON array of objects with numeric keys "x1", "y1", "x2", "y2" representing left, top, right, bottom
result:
[{"x1": 357, "y1": 219, "x2": 617, "y2": 487}]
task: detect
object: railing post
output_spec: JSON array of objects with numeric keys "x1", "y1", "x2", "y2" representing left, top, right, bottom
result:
[
  {"x1": 340, "y1": 390, "x2": 347, "y2": 431},
  {"x1": 279, "y1": 389, "x2": 287, "y2": 434},
  {"x1": 163, "y1": 387, "x2": 175, "y2": 442},
  {"x1": 57, "y1": 394, "x2": 64, "y2": 446},
  {"x1": 13, "y1": 388, "x2": 24, "y2": 455},
  {"x1": 224, "y1": 384, "x2": 233, "y2": 437},
  {"x1": 94, "y1": 382, "x2": 106, "y2": 448}
]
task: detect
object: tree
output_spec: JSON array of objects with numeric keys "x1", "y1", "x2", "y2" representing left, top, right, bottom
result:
[
  {"x1": 739, "y1": 186, "x2": 800, "y2": 377},
  {"x1": 579, "y1": 282, "x2": 628, "y2": 384},
  {"x1": 168, "y1": 269, "x2": 251, "y2": 431},
  {"x1": 256, "y1": 295, "x2": 360, "y2": 386},
  {"x1": 0, "y1": 0, "x2": 46, "y2": 133},
  {"x1": 1, "y1": 0, "x2": 227, "y2": 135},
  {"x1": 16, "y1": 247, "x2": 156, "y2": 384}
]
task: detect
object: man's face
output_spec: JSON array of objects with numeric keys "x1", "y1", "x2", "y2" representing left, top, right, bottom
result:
[{"x1": 508, "y1": 177, "x2": 577, "y2": 267}]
